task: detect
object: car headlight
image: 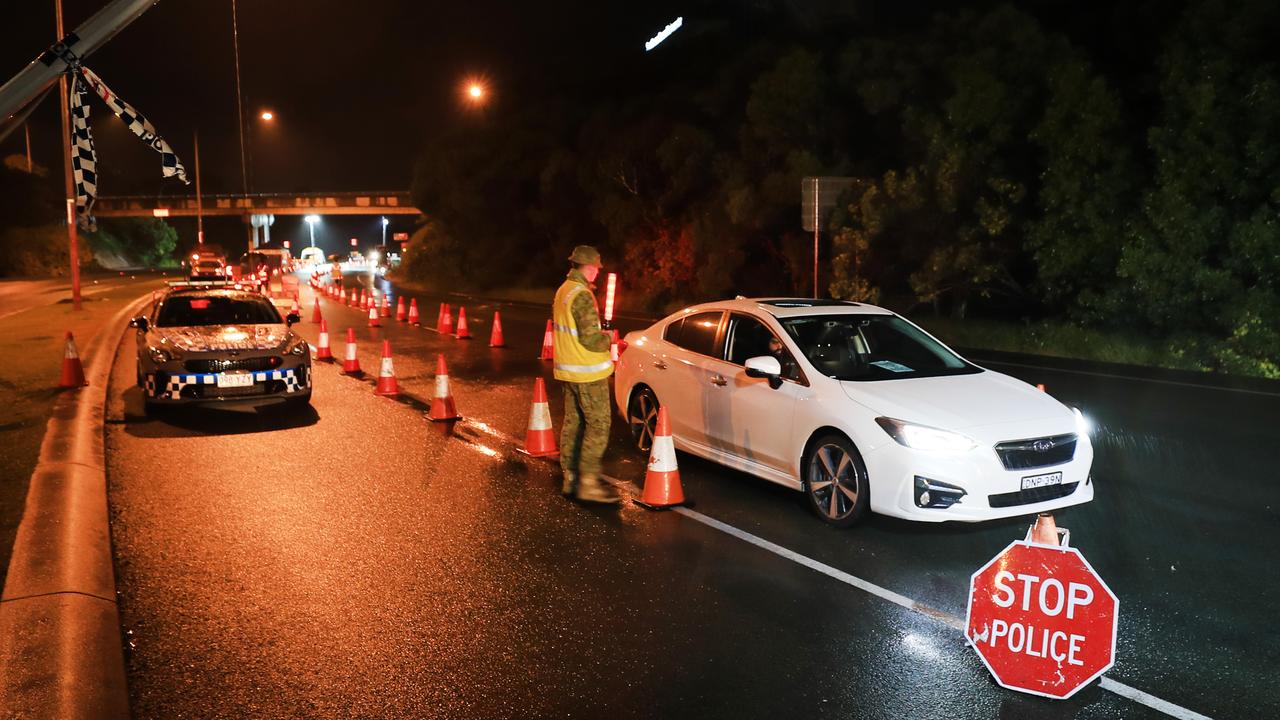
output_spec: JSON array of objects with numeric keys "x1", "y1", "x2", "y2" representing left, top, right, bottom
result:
[
  {"x1": 286, "y1": 336, "x2": 309, "y2": 356},
  {"x1": 1072, "y1": 407, "x2": 1093, "y2": 436},
  {"x1": 147, "y1": 346, "x2": 177, "y2": 364},
  {"x1": 875, "y1": 417, "x2": 977, "y2": 452}
]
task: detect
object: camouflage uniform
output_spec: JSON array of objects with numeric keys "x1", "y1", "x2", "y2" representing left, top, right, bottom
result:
[{"x1": 554, "y1": 262, "x2": 616, "y2": 502}]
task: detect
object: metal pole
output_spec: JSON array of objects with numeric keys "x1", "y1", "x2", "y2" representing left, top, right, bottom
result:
[
  {"x1": 381, "y1": 218, "x2": 387, "y2": 247},
  {"x1": 231, "y1": 0, "x2": 252, "y2": 258},
  {"x1": 24, "y1": 122, "x2": 32, "y2": 172},
  {"x1": 308, "y1": 222, "x2": 315, "y2": 248},
  {"x1": 56, "y1": 0, "x2": 81, "y2": 311},
  {"x1": 812, "y1": 179, "x2": 820, "y2": 299},
  {"x1": 194, "y1": 129, "x2": 203, "y2": 244}
]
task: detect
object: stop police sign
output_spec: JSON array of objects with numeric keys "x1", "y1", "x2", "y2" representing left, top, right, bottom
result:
[{"x1": 966, "y1": 540, "x2": 1118, "y2": 699}]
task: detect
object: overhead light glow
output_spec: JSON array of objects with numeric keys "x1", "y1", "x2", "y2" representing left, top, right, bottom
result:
[
  {"x1": 304, "y1": 215, "x2": 320, "y2": 224},
  {"x1": 645, "y1": 16, "x2": 683, "y2": 51},
  {"x1": 260, "y1": 111, "x2": 274, "y2": 121}
]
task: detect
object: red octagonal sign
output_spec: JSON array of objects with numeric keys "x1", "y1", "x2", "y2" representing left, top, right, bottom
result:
[{"x1": 966, "y1": 540, "x2": 1118, "y2": 699}]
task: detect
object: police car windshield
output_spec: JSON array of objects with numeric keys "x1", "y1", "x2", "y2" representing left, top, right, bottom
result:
[
  {"x1": 781, "y1": 314, "x2": 980, "y2": 381},
  {"x1": 156, "y1": 295, "x2": 282, "y2": 327}
]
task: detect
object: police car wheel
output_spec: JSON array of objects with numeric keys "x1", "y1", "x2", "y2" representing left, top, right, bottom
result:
[
  {"x1": 803, "y1": 434, "x2": 870, "y2": 527},
  {"x1": 627, "y1": 387, "x2": 659, "y2": 453}
]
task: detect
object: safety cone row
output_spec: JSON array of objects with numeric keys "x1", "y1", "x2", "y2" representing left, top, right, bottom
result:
[
  {"x1": 407, "y1": 298, "x2": 420, "y2": 325},
  {"x1": 316, "y1": 320, "x2": 333, "y2": 360},
  {"x1": 455, "y1": 307, "x2": 472, "y2": 339},
  {"x1": 635, "y1": 406, "x2": 684, "y2": 510},
  {"x1": 519, "y1": 378, "x2": 558, "y2": 457},
  {"x1": 374, "y1": 340, "x2": 399, "y2": 397},
  {"x1": 59, "y1": 331, "x2": 87, "y2": 388},
  {"x1": 539, "y1": 319, "x2": 554, "y2": 360},
  {"x1": 312, "y1": 298, "x2": 323, "y2": 323},
  {"x1": 395, "y1": 297, "x2": 407, "y2": 322},
  {"x1": 368, "y1": 303, "x2": 381, "y2": 328},
  {"x1": 342, "y1": 328, "x2": 362, "y2": 375},
  {"x1": 429, "y1": 354, "x2": 461, "y2": 421},
  {"x1": 489, "y1": 311, "x2": 505, "y2": 347}
]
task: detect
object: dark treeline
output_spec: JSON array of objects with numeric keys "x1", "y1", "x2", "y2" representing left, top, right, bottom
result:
[{"x1": 405, "y1": 0, "x2": 1278, "y2": 376}]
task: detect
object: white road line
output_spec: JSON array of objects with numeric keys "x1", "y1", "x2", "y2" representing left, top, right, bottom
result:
[
  {"x1": 600, "y1": 474, "x2": 1212, "y2": 719},
  {"x1": 975, "y1": 357, "x2": 1280, "y2": 398}
]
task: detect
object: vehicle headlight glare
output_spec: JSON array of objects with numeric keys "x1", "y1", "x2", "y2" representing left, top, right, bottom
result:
[
  {"x1": 875, "y1": 417, "x2": 976, "y2": 452},
  {"x1": 148, "y1": 347, "x2": 173, "y2": 364},
  {"x1": 1073, "y1": 407, "x2": 1093, "y2": 436},
  {"x1": 287, "y1": 337, "x2": 309, "y2": 356}
]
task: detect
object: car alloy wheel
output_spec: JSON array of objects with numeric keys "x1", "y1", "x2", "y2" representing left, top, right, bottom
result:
[
  {"x1": 627, "y1": 388, "x2": 659, "y2": 453},
  {"x1": 804, "y1": 434, "x2": 870, "y2": 527}
]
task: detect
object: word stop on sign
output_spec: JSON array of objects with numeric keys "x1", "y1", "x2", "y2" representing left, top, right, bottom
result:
[{"x1": 965, "y1": 541, "x2": 1119, "y2": 700}]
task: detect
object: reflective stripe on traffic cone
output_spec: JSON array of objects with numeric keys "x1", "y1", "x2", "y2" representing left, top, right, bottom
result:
[
  {"x1": 407, "y1": 298, "x2": 420, "y2": 325},
  {"x1": 396, "y1": 297, "x2": 407, "y2": 322},
  {"x1": 312, "y1": 298, "x2": 323, "y2": 323},
  {"x1": 519, "y1": 377, "x2": 558, "y2": 457},
  {"x1": 455, "y1": 307, "x2": 472, "y2": 339},
  {"x1": 636, "y1": 406, "x2": 684, "y2": 509},
  {"x1": 347, "y1": 289, "x2": 356, "y2": 307},
  {"x1": 316, "y1": 320, "x2": 333, "y2": 360},
  {"x1": 342, "y1": 328, "x2": 362, "y2": 375},
  {"x1": 374, "y1": 340, "x2": 399, "y2": 397},
  {"x1": 368, "y1": 303, "x2": 381, "y2": 327},
  {"x1": 429, "y1": 354, "x2": 461, "y2": 421},
  {"x1": 489, "y1": 311, "x2": 505, "y2": 347},
  {"x1": 539, "y1": 319, "x2": 554, "y2": 360},
  {"x1": 380, "y1": 294, "x2": 391, "y2": 317},
  {"x1": 440, "y1": 304, "x2": 454, "y2": 335},
  {"x1": 59, "y1": 331, "x2": 87, "y2": 388}
]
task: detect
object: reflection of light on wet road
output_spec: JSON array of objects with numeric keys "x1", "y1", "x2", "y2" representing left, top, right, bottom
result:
[{"x1": 902, "y1": 631, "x2": 944, "y2": 662}]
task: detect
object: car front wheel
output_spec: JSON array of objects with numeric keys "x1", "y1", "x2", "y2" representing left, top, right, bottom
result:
[
  {"x1": 804, "y1": 434, "x2": 870, "y2": 527},
  {"x1": 627, "y1": 387, "x2": 659, "y2": 453}
]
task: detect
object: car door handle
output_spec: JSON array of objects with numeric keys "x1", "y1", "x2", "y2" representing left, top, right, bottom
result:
[
  {"x1": 653, "y1": 360, "x2": 668, "y2": 370},
  {"x1": 710, "y1": 374, "x2": 727, "y2": 386}
]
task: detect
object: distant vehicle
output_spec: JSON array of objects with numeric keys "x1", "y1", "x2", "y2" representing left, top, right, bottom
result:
[
  {"x1": 130, "y1": 286, "x2": 312, "y2": 414},
  {"x1": 614, "y1": 297, "x2": 1095, "y2": 527},
  {"x1": 189, "y1": 257, "x2": 226, "y2": 280},
  {"x1": 240, "y1": 248, "x2": 292, "y2": 277}
]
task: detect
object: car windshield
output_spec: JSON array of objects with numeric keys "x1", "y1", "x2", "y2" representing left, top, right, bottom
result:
[
  {"x1": 781, "y1": 314, "x2": 980, "y2": 381},
  {"x1": 156, "y1": 295, "x2": 282, "y2": 327}
]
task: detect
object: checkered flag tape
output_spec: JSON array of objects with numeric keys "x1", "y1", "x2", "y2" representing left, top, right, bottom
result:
[
  {"x1": 69, "y1": 74, "x2": 98, "y2": 230},
  {"x1": 78, "y1": 66, "x2": 189, "y2": 185}
]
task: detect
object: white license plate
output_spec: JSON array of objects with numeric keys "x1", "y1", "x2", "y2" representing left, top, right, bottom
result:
[
  {"x1": 1021, "y1": 471, "x2": 1063, "y2": 490},
  {"x1": 216, "y1": 372, "x2": 255, "y2": 388}
]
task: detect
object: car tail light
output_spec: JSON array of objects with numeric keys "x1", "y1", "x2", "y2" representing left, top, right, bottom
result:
[{"x1": 617, "y1": 338, "x2": 629, "y2": 354}]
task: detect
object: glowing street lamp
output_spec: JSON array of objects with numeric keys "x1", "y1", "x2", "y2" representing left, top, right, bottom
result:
[
  {"x1": 305, "y1": 214, "x2": 319, "y2": 248},
  {"x1": 462, "y1": 78, "x2": 489, "y2": 107},
  {"x1": 260, "y1": 110, "x2": 274, "y2": 121},
  {"x1": 381, "y1": 217, "x2": 389, "y2": 247}
]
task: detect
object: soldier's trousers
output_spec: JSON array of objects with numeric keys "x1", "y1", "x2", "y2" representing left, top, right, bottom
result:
[{"x1": 561, "y1": 379, "x2": 611, "y2": 476}]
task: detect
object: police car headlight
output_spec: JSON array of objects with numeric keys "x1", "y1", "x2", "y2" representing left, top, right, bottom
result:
[
  {"x1": 148, "y1": 346, "x2": 177, "y2": 364},
  {"x1": 286, "y1": 337, "x2": 309, "y2": 356},
  {"x1": 1072, "y1": 407, "x2": 1093, "y2": 436},
  {"x1": 875, "y1": 417, "x2": 977, "y2": 452}
]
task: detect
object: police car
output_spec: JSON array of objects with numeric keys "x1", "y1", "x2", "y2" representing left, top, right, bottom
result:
[
  {"x1": 614, "y1": 298, "x2": 1094, "y2": 526},
  {"x1": 131, "y1": 282, "x2": 312, "y2": 413}
]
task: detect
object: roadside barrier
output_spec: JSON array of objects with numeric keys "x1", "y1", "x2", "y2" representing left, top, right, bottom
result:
[
  {"x1": 374, "y1": 340, "x2": 399, "y2": 397},
  {"x1": 342, "y1": 328, "x2": 362, "y2": 375},
  {"x1": 455, "y1": 307, "x2": 472, "y2": 339},
  {"x1": 315, "y1": 320, "x2": 333, "y2": 361},
  {"x1": 59, "y1": 331, "x2": 87, "y2": 388},
  {"x1": 520, "y1": 378, "x2": 558, "y2": 457},
  {"x1": 539, "y1": 319, "x2": 554, "y2": 360},
  {"x1": 429, "y1": 354, "x2": 461, "y2": 421},
  {"x1": 636, "y1": 406, "x2": 685, "y2": 509},
  {"x1": 489, "y1": 311, "x2": 505, "y2": 347}
]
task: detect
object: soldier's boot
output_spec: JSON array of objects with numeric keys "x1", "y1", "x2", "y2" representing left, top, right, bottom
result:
[
  {"x1": 574, "y1": 473, "x2": 620, "y2": 504},
  {"x1": 561, "y1": 470, "x2": 578, "y2": 497}
]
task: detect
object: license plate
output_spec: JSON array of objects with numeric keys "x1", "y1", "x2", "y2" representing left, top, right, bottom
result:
[
  {"x1": 1021, "y1": 471, "x2": 1063, "y2": 490},
  {"x1": 216, "y1": 372, "x2": 254, "y2": 388}
]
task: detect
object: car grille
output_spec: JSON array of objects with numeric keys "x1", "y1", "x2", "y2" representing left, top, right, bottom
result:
[
  {"x1": 988, "y1": 482, "x2": 1080, "y2": 508},
  {"x1": 178, "y1": 380, "x2": 288, "y2": 400},
  {"x1": 184, "y1": 356, "x2": 282, "y2": 373},
  {"x1": 993, "y1": 433, "x2": 1077, "y2": 470}
]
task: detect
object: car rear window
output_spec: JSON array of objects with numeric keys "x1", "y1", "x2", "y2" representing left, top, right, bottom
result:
[
  {"x1": 665, "y1": 311, "x2": 721, "y2": 356},
  {"x1": 156, "y1": 295, "x2": 282, "y2": 327}
]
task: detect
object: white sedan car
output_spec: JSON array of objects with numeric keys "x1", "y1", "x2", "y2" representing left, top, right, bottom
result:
[{"x1": 614, "y1": 298, "x2": 1094, "y2": 526}]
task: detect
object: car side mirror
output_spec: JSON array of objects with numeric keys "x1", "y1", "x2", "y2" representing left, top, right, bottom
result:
[
  {"x1": 285, "y1": 312, "x2": 301, "y2": 326},
  {"x1": 745, "y1": 355, "x2": 784, "y2": 389},
  {"x1": 129, "y1": 316, "x2": 149, "y2": 332}
]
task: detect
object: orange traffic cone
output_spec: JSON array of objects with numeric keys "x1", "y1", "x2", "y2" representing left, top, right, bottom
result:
[
  {"x1": 290, "y1": 297, "x2": 300, "y2": 316},
  {"x1": 519, "y1": 378, "x2": 558, "y2": 457},
  {"x1": 1029, "y1": 513, "x2": 1060, "y2": 546},
  {"x1": 311, "y1": 298, "x2": 323, "y2": 323},
  {"x1": 374, "y1": 340, "x2": 399, "y2": 397},
  {"x1": 381, "y1": 294, "x2": 391, "y2": 318},
  {"x1": 316, "y1": 320, "x2": 333, "y2": 360},
  {"x1": 636, "y1": 407, "x2": 684, "y2": 509},
  {"x1": 489, "y1": 311, "x2": 506, "y2": 347},
  {"x1": 455, "y1": 307, "x2": 472, "y2": 339},
  {"x1": 407, "y1": 298, "x2": 420, "y2": 325},
  {"x1": 367, "y1": 303, "x2": 381, "y2": 328},
  {"x1": 342, "y1": 328, "x2": 362, "y2": 375},
  {"x1": 347, "y1": 289, "x2": 356, "y2": 307},
  {"x1": 439, "y1": 304, "x2": 454, "y2": 335},
  {"x1": 539, "y1": 319, "x2": 554, "y2": 360},
  {"x1": 435, "y1": 302, "x2": 445, "y2": 332},
  {"x1": 1036, "y1": 383, "x2": 1047, "y2": 392},
  {"x1": 365, "y1": 291, "x2": 375, "y2": 311},
  {"x1": 59, "y1": 331, "x2": 87, "y2": 388},
  {"x1": 395, "y1": 297, "x2": 407, "y2": 322},
  {"x1": 429, "y1": 354, "x2": 461, "y2": 421}
]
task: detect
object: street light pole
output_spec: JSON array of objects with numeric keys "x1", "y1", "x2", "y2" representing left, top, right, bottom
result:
[
  {"x1": 381, "y1": 217, "x2": 388, "y2": 248},
  {"x1": 305, "y1": 215, "x2": 318, "y2": 248},
  {"x1": 55, "y1": 0, "x2": 81, "y2": 311},
  {"x1": 194, "y1": 129, "x2": 204, "y2": 244}
]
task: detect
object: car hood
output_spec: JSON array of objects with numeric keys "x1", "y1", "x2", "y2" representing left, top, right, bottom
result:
[
  {"x1": 840, "y1": 370, "x2": 1069, "y2": 431},
  {"x1": 153, "y1": 324, "x2": 289, "y2": 353}
]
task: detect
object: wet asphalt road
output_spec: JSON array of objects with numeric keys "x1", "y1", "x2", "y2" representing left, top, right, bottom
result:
[{"x1": 104, "y1": 272, "x2": 1279, "y2": 719}]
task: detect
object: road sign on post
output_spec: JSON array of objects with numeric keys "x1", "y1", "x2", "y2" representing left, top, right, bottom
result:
[
  {"x1": 966, "y1": 540, "x2": 1118, "y2": 699},
  {"x1": 800, "y1": 176, "x2": 856, "y2": 299}
]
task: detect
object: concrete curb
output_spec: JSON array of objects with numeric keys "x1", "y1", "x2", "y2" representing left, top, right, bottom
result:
[{"x1": 0, "y1": 293, "x2": 150, "y2": 719}]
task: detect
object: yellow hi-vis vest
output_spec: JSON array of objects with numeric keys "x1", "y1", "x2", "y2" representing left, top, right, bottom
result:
[{"x1": 552, "y1": 279, "x2": 614, "y2": 383}]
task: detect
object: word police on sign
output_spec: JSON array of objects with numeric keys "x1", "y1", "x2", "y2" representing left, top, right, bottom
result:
[{"x1": 965, "y1": 538, "x2": 1118, "y2": 699}]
